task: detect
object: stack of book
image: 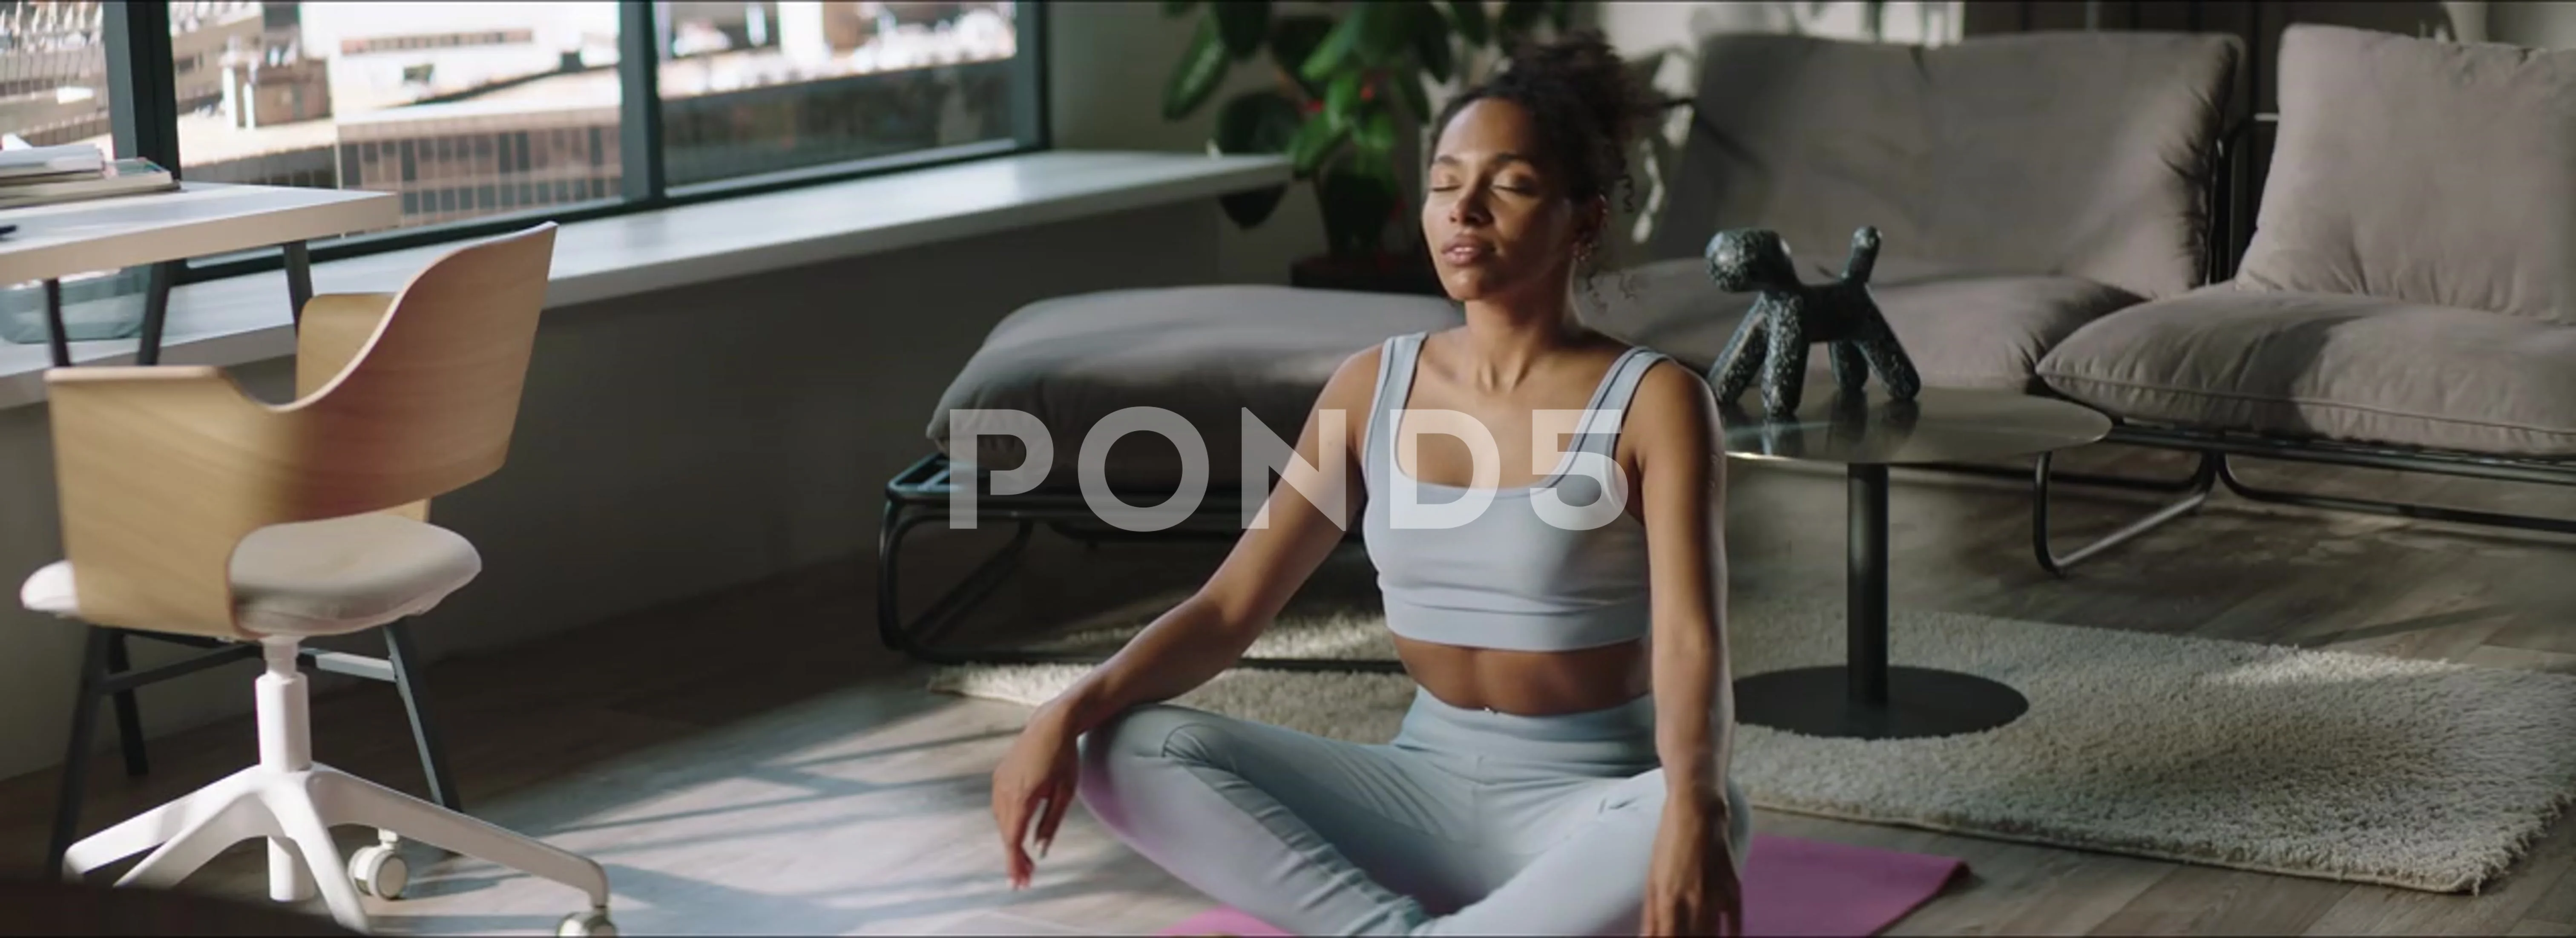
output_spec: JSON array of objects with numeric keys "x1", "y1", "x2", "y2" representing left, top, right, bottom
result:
[{"x1": 0, "y1": 142, "x2": 178, "y2": 211}]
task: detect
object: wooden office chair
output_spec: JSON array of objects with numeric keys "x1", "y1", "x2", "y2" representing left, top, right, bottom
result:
[{"x1": 17, "y1": 223, "x2": 615, "y2": 936}]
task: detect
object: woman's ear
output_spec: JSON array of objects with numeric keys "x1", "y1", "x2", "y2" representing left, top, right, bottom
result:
[{"x1": 1577, "y1": 194, "x2": 1612, "y2": 255}]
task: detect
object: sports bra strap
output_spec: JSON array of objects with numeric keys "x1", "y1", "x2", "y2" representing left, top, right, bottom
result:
[
  {"x1": 1365, "y1": 333, "x2": 1426, "y2": 486},
  {"x1": 1566, "y1": 346, "x2": 1668, "y2": 457}
]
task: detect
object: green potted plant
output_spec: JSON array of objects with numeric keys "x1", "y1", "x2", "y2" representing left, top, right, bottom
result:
[{"x1": 1162, "y1": 0, "x2": 1581, "y2": 294}]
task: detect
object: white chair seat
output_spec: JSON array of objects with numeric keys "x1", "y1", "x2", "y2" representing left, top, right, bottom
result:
[{"x1": 20, "y1": 513, "x2": 482, "y2": 637}]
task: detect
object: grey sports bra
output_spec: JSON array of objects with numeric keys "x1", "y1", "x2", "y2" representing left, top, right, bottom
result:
[{"x1": 1359, "y1": 331, "x2": 1672, "y2": 653}]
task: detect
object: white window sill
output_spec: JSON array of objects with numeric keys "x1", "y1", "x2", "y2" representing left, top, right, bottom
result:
[{"x1": 0, "y1": 149, "x2": 1288, "y2": 410}]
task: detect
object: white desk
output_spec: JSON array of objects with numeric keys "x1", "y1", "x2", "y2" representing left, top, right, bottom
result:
[{"x1": 0, "y1": 183, "x2": 396, "y2": 367}]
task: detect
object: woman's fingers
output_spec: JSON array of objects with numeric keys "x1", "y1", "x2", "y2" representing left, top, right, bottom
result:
[
  {"x1": 995, "y1": 780, "x2": 1034, "y2": 887},
  {"x1": 1034, "y1": 776, "x2": 1075, "y2": 855}
]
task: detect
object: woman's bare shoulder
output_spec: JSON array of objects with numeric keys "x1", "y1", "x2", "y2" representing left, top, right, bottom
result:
[{"x1": 1625, "y1": 353, "x2": 1722, "y2": 465}]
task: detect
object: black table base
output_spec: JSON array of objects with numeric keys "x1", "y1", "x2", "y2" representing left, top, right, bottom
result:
[
  {"x1": 1736, "y1": 664, "x2": 2028, "y2": 739},
  {"x1": 40, "y1": 240, "x2": 312, "y2": 368},
  {"x1": 1733, "y1": 463, "x2": 2031, "y2": 740}
]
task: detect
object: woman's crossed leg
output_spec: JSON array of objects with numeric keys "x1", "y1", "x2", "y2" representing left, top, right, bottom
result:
[{"x1": 1075, "y1": 702, "x2": 1751, "y2": 936}]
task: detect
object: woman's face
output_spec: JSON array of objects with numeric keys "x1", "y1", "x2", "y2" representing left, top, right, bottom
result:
[{"x1": 1421, "y1": 97, "x2": 1595, "y2": 305}]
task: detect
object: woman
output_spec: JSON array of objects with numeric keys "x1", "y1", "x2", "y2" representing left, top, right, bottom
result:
[{"x1": 990, "y1": 31, "x2": 1748, "y2": 937}]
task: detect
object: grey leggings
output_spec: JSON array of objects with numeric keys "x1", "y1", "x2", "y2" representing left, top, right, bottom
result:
[{"x1": 1076, "y1": 688, "x2": 1753, "y2": 936}]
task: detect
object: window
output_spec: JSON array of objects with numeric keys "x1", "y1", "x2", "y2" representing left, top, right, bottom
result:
[
  {"x1": 654, "y1": 1, "x2": 1025, "y2": 188},
  {"x1": 0, "y1": 1, "x2": 144, "y2": 341},
  {"x1": 170, "y1": 1, "x2": 625, "y2": 231},
  {"x1": 7, "y1": 1, "x2": 1044, "y2": 270},
  {"x1": 0, "y1": 0, "x2": 111, "y2": 147}
]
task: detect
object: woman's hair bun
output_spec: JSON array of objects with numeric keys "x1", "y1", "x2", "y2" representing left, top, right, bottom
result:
[{"x1": 1491, "y1": 29, "x2": 1656, "y2": 155}]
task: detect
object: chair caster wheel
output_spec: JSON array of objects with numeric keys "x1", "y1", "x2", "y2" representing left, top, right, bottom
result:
[
  {"x1": 559, "y1": 909, "x2": 616, "y2": 937},
  {"x1": 350, "y1": 844, "x2": 408, "y2": 900}
]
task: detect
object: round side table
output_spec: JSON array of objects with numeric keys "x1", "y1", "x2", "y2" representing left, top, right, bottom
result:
[{"x1": 1719, "y1": 380, "x2": 2111, "y2": 739}]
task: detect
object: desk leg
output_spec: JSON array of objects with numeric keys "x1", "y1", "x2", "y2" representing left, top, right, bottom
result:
[
  {"x1": 1732, "y1": 463, "x2": 2030, "y2": 739},
  {"x1": 43, "y1": 278, "x2": 67, "y2": 368},
  {"x1": 282, "y1": 240, "x2": 312, "y2": 328},
  {"x1": 135, "y1": 260, "x2": 177, "y2": 366}
]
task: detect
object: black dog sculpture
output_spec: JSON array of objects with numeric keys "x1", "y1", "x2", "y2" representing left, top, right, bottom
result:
[{"x1": 1705, "y1": 226, "x2": 1920, "y2": 417}]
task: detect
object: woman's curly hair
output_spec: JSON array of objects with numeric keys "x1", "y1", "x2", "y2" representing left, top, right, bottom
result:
[{"x1": 1431, "y1": 29, "x2": 1659, "y2": 245}]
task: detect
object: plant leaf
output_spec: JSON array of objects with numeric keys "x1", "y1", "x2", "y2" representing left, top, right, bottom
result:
[
  {"x1": 1162, "y1": 0, "x2": 1198, "y2": 16},
  {"x1": 1352, "y1": 106, "x2": 1398, "y2": 156},
  {"x1": 1214, "y1": 89, "x2": 1305, "y2": 155},
  {"x1": 1162, "y1": 15, "x2": 1232, "y2": 121},
  {"x1": 1410, "y1": 4, "x2": 1455, "y2": 83},
  {"x1": 1357, "y1": 1, "x2": 1419, "y2": 64},
  {"x1": 1299, "y1": 4, "x2": 1372, "y2": 83},
  {"x1": 1325, "y1": 70, "x2": 1365, "y2": 131},
  {"x1": 1392, "y1": 60, "x2": 1431, "y2": 124},
  {"x1": 1220, "y1": 186, "x2": 1289, "y2": 228},
  {"x1": 1213, "y1": 0, "x2": 1271, "y2": 59},
  {"x1": 1268, "y1": 14, "x2": 1337, "y2": 99},
  {"x1": 1211, "y1": 78, "x2": 1299, "y2": 232},
  {"x1": 1287, "y1": 110, "x2": 1349, "y2": 177},
  {"x1": 1446, "y1": 0, "x2": 1489, "y2": 47},
  {"x1": 1497, "y1": 0, "x2": 1546, "y2": 43}
]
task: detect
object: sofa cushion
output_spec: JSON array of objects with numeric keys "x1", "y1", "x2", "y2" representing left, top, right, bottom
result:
[
  {"x1": 1648, "y1": 30, "x2": 2239, "y2": 303},
  {"x1": 1580, "y1": 257, "x2": 2140, "y2": 392},
  {"x1": 2035, "y1": 286, "x2": 2576, "y2": 457},
  {"x1": 2235, "y1": 25, "x2": 2576, "y2": 325},
  {"x1": 926, "y1": 285, "x2": 1462, "y2": 492}
]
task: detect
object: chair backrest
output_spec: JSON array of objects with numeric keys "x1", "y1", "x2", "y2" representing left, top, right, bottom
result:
[
  {"x1": 1646, "y1": 30, "x2": 2240, "y2": 302},
  {"x1": 41, "y1": 223, "x2": 556, "y2": 638},
  {"x1": 287, "y1": 222, "x2": 558, "y2": 512}
]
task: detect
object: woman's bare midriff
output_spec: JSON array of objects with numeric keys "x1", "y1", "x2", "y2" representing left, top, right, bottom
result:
[{"x1": 1393, "y1": 635, "x2": 1653, "y2": 715}]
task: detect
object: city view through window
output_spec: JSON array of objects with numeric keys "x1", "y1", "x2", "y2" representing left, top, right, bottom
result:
[
  {"x1": 0, "y1": 1, "x2": 110, "y2": 147},
  {"x1": 0, "y1": 1, "x2": 1023, "y2": 234}
]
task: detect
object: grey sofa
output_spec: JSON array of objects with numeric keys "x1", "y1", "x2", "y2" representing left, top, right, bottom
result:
[
  {"x1": 925, "y1": 28, "x2": 2247, "y2": 492},
  {"x1": 2024, "y1": 24, "x2": 2576, "y2": 568},
  {"x1": 1581, "y1": 29, "x2": 2242, "y2": 395},
  {"x1": 884, "y1": 29, "x2": 2247, "y2": 665}
]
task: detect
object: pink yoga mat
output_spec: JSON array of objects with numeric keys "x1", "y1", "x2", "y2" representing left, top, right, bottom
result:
[{"x1": 1156, "y1": 834, "x2": 1964, "y2": 937}]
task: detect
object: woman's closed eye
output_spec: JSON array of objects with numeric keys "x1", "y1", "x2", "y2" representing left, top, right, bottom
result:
[{"x1": 1428, "y1": 180, "x2": 1536, "y2": 195}]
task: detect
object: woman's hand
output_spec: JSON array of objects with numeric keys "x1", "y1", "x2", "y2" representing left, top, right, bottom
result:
[
  {"x1": 1642, "y1": 796, "x2": 1741, "y2": 936},
  {"x1": 992, "y1": 701, "x2": 1081, "y2": 890}
]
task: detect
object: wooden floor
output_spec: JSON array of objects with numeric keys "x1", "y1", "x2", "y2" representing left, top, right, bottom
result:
[{"x1": 4, "y1": 444, "x2": 2575, "y2": 935}]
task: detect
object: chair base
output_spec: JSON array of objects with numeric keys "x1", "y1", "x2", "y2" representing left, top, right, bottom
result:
[
  {"x1": 48, "y1": 620, "x2": 464, "y2": 877},
  {"x1": 60, "y1": 636, "x2": 612, "y2": 937},
  {"x1": 62, "y1": 761, "x2": 614, "y2": 935}
]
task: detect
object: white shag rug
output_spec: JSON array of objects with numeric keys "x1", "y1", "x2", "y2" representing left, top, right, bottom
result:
[{"x1": 928, "y1": 597, "x2": 2576, "y2": 894}]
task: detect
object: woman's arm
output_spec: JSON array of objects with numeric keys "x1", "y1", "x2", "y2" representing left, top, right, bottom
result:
[
  {"x1": 1041, "y1": 346, "x2": 1382, "y2": 735},
  {"x1": 1630, "y1": 361, "x2": 1734, "y2": 808}
]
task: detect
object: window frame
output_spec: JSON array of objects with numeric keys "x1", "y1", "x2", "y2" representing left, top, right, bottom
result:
[{"x1": 101, "y1": 0, "x2": 1049, "y2": 287}]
